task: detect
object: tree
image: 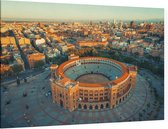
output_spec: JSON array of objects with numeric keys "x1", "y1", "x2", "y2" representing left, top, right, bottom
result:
[
  {"x1": 134, "y1": 52, "x2": 139, "y2": 56},
  {"x1": 34, "y1": 60, "x2": 45, "y2": 68},
  {"x1": 147, "y1": 103, "x2": 151, "y2": 109},
  {"x1": 12, "y1": 64, "x2": 23, "y2": 74},
  {"x1": 5, "y1": 100, "x2": 11, "y2": 105},
  {"x1": 92, "y1": 48, "x2": 98, "y2": 56},
  {"x1": 143, "y1": 109, "x2": 146, "y2": 113},
  {"x1": 25, "y1": 104, "x2": 29, "y2": 110},
  {"x1": 139, "y1": 113, "x2": 143, "y2": 117}
]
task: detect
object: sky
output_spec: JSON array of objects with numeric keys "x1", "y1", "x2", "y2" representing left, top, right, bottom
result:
[{"x1": 1, "y1": 0, "x2": 164, "y2": 21}]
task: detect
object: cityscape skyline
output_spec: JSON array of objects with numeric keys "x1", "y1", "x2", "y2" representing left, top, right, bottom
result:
[{"x1": 2, "y1": 1, "x2": 164, "y2": 21}]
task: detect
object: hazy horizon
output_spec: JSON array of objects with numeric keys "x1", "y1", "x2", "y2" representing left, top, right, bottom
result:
[{"x1": 1, "y1": 1, "x2": 164, "y2": 22}]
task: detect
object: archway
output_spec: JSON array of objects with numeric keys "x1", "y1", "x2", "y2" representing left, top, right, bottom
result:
[
  {"x1": 89, "y1": 105, "x2": 93, "y2": 110},
  {"x1": 60, "y1": 100, "x2": 63, "y2": 107},
  {"x1": 60, "y1": 93, "x2": 62, "y2": 97},
  {"x1": 78, "y1": 104, "x2": 82, "y2": 109},
  {"x1": 95, "y1": 105, "x2": 98, "y2": 109},
  {"x1": 106, "y1": 103, "x2": 109, "y2": 108},
  {"x1": 84, "y1": 104, "x2": 87, "y2": 109},
  {"x1": 100, "y1": 104, "x2": 104, "y2": 109}
]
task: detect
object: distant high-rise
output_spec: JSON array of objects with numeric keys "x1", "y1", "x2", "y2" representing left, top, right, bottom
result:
[
  {"x1": 119, "y1": 20, "x2": 123, "y2": 29},
  {"x1": 113, "y1": 19, "x2": 116, "y2": 25},
  {"x1": 130, "y1": 21, "x2": 136, "y2": 29},
  {"x1": 38, "y1": 22, "x2": 45, "y2": 28}
]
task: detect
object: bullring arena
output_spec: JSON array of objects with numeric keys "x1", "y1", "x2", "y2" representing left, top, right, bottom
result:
[{"x1": 50, "y1": 57, "x2": 137, "y2": 111}]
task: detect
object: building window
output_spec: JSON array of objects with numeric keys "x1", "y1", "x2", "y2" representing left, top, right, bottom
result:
[
  {"x1": 116, "y1": 101, "x2": 118, "y2": 105},
  {"x1": 104, "y1": 96, "x2": 108, "y2": 100},
  {"x1": 84, "y1": 90, "x2": 88, "y2": 93},
  {"x1": 60, "y1": 94, "x2": 62, "y2": 97},
  {"x1": 84, "y1": 98, "x2": 88, "y2": 101},
  {"x1": 95, "y1": 98, "x2": 98, "y2": 100}
]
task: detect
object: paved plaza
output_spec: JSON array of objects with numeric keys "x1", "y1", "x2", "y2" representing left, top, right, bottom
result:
[{"x1": 0, "y1": 70, "x2": 164, "y2": 128}]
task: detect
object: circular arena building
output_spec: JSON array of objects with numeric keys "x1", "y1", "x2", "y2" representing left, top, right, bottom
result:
[{"x1": 50, "y1": 57, "x2": 137, "y2": 112}]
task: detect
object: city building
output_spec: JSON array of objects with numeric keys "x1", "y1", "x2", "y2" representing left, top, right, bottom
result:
[
  {"x1": 0, "y1": 64, "x2": 13, "y2": 78},
  {"x1": 16, "y1": 57, "x2": 25, "y2": 71},
  {"x1": 131, "y1": 46, "x2": 144, "y2": 56},
  {"x1": 57, "y1": 43, "x2": 68, "y2": 53},
  {"x1": 68, "y1": 54, "x2": 79, "y2": 60},
  {"x1": 27, "y1": 53, "x2": 46, "y2": 69},
  {"x1": 77, "y1": 41, "x2": 108, "y2": 47},
  {"x1": 1, "y1": 37, "x2": 17, "y2": 48},
  {"x1": 18, "y1": 38, "x2": 31, "y2": 46}
]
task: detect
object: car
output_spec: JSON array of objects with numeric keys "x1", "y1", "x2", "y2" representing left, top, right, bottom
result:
[
  {"x1": 4, "y1": 91, "x2": 8, "y2": 94},
  {"x1": 5, "y1": 100, "x2": 11, "y2": 105},
  {"x1": 48, "y1": 91, "x2": 51, "y2": 95},
  {"x1": 27, "y1": 120, "x2": 30, "y2": 123},
  {"x1": 45, "y1": 67, "x2": 49, "y2": 70},
  {"x1": 45, "y1": 93, "x2": 48, "y2": 97},
  {"x1": 23, "y1": 93, "x2": 27, "y2": 97}
]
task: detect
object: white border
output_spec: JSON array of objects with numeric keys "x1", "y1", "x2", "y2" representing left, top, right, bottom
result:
[
  {"x1": 2, "y1": 1, "x2": 168, "y2": 129},
  {"x1": 7, "y1": 0, "x2": 168, "y2": 8}
]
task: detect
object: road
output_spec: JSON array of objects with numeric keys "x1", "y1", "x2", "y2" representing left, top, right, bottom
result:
[
  {"x1": 1, "y1": 68, "x2": 49, "y2": 85},
  {"x1": 139, "y1": 69, "x2": 164, "y2": 97},
  {"x1": 11, "y1": 30, "x2": 30, "y2": 70},
  {"x1": 1, "y1": 70, "x2": 163, "y2": 128}
]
